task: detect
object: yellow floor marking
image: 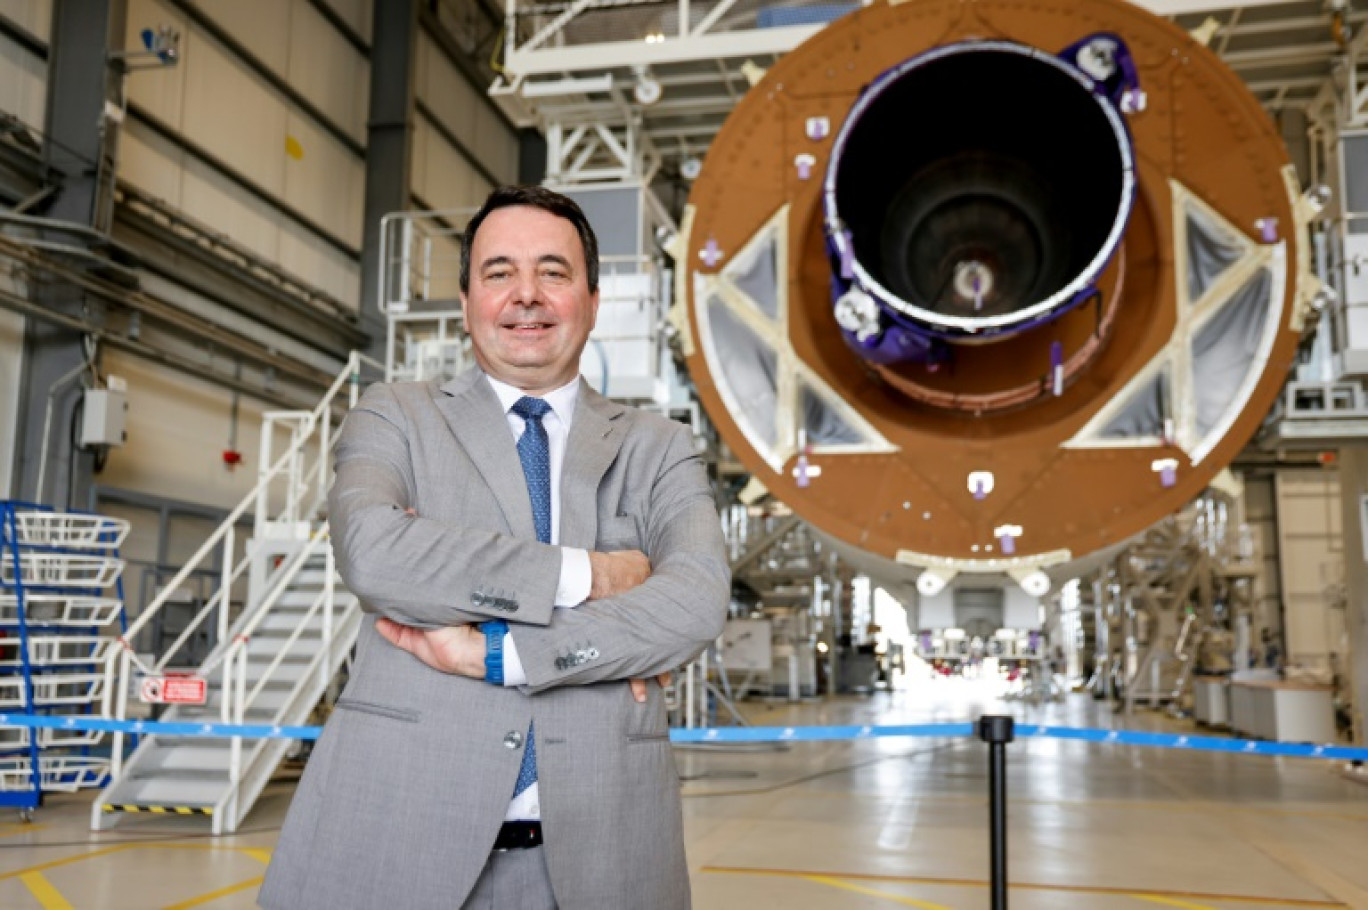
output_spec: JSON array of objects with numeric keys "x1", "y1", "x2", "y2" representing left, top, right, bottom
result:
[
  {"x1": 161, "y1": 875, "x2": 264, "y2": 910},
  {"x1": 0, "y1": 823, "x2": 49, "y2": 839},
  {"x1": 1132, "y1": 895, "x2": 1218, "y2": 910},
  {"x1": 19, "y1": 871, "x2": 75, "y2": 910},
  {"x1": 701, "y1": 866, "x2": 1348, "y2": 908},
  {"x1": 0, "y1": 841, "x2": 271, "y2": 891},
  {"x1": 0, "y1": 845, "x2": 130, "y2": 880},
  {"x1": 803, "y1": 874, "x2": 953, "y2": 909}
]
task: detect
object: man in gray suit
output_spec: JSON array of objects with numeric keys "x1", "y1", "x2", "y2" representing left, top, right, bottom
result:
[{"x1": 260, "y1": 186, "x2": 730, "y2": 910}]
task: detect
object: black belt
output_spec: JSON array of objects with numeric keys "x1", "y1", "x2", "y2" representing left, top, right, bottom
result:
[{"x1": 494, "y1": 821, "x2": 543, "y2": 851}]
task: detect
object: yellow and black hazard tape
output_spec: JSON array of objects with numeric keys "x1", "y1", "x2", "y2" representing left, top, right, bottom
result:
[{"x1": 102, "y1": 804, "x2": 213, "y2": 816}]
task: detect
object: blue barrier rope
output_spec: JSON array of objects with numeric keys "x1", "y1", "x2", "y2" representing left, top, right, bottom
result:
[{"x1": 2, "y1": 713, "x2": 1366, "y2": 761}]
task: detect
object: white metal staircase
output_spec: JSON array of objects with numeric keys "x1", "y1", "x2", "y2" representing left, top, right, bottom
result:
[{"x1": 92, "y1": 352, "x2": 379, "y2": 834}]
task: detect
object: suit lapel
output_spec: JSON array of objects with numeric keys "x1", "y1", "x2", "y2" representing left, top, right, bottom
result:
[
  {"x1": 434, "y1": 368, "x2": 536, "y2": 540},
  {"x1": 560, "y1": 380, "x2": 627, "y2": 550}
]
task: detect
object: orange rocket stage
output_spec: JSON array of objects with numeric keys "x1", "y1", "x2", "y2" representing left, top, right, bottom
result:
[{"x1": 679, "y1": 0, "x2": 1319, "y2": 581}]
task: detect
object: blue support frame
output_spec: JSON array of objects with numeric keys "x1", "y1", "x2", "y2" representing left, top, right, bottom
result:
[{"x1": 0, "y1": 501, "x2": 129, "y2": 814}]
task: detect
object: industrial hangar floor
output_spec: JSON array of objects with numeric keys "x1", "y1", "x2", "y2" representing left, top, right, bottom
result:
[{"x1": 0, "y1": 685, "x2": 1363, "y2": 910}]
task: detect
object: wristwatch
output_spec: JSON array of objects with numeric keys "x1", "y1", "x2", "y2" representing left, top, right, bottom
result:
[{"x1": 480, "y1": 620, "x2": 510, "y2": 685}]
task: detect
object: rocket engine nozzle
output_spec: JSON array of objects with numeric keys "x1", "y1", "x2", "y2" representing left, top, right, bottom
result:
[{"x1": 825, "y1": 39, "x2": 1138, "y2": 353}]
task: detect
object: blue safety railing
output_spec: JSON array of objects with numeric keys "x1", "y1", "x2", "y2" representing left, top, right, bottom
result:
[{"x1": 0, "y1": 713, "x2": 1363, "y2": 761}]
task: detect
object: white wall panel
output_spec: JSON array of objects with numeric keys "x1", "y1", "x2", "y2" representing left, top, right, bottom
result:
[
  {"x1": 0, "y1": 0, "x2": 52, "y2": 42},
  {"x1": 283, "y1": 112, "x2": 364, "y2": 249},
  {"x1": 180, "y1": 158, "x2": 281, "y2": 263},
  {"x1": 181, "y1": 28, "x2": 288, "y2": 197},
  {"x1": 192, "y1": 0, "x2": 290, "y2": 74},
  {"x1": 318, "y1": 0, "x2": 372, "y2": 44},
  {"x1": 419, "y1": 34, "x2": 477, "y2": 144},
  {"x1": 122, "y1": 112, "x2": 361, "y2": 309},
  {"x1": 278, "y1": 222, "x2": 360, "y2": 310},
  {"x1": 0, "y1": 306, "x2": 25, "y2": 499},
  {"x1": 0, "y1": 33, "x2": 47, "y2": 133},
  {"x1": 419, "y1": 121, "x2": 477, "y2": 211},
  {"x1": 188, "y1": 0, "x2": 367, "y2": 143},
  {"x1": 119, "y1": 119, "x2": 185, "y2": 205},
  {"x1": 98, "y1": 351, "x2": 281, "y2": 511},
  {"x1": 472, "y1": 173, "x2": 493, "y2": 204},
  {"x1": 286, "y1": 0, "x2": 368, "y2": 142},
  {"x1": 1275, "y1": 470, "x2": 1343, "y2": 672},
  {"x1": 417, "y1": 32, "x2": 517, "y2": 188},
  {"x1": 473, "y1": 103, "x2": 516, "y2": 185}
]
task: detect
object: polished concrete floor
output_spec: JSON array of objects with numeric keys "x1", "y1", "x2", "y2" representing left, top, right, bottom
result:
[{"x1": 0, "y1": 675, "x2": 1365, "y2": 909}]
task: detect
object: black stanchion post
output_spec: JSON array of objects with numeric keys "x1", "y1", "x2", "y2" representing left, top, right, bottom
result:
[{"x1": 978, "y1": 715, "x2": 1015, "y2": 910}]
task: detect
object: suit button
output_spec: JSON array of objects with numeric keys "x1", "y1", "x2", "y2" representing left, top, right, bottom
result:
[
  {"x1": 503, "y1": 731, "x2": 523, "y2": 749},
  {"x1": 587, "y1": 648, "x2": 599, "y2": 660},
  {"x1": 471, "y1": 592, "x2": 486, "y2": 606},
  {"x1": 575, "y1": 649, "x2": 587, "y2": 663}
]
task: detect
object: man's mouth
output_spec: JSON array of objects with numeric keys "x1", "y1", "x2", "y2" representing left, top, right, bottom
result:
[{"x1": 503, "y1": 322, "x2": 554, "y2": 333}]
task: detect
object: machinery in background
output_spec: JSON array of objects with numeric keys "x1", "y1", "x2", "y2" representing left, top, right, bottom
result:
[{"x1": 1076, "y1": 489, "x2": 1259, "y2": 715}]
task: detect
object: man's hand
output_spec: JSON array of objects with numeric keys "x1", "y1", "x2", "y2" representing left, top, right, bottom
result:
[
  {"x1": 588, "y1": 549, "x2": 650, "y2": 600},
  {"x1": 628, "y1": 672, "x2": 672, "y2": 703},
  {"x1": 375, "y1": 617, "x2": 486, "y2": 678}
]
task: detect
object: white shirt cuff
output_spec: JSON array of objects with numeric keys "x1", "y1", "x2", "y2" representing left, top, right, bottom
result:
[
  {"x1": 555, "y1": 547, "x2": 591, "y2": 607},
  {"x1": 501, "y1": 633, "x2": 527, "y2": 687}
]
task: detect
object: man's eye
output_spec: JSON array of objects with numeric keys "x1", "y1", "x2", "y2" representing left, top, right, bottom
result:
[
  {"x1": 541, "y1": 269, "x2": 569, "y2": 281},
  {"x1": 486, "y1": 270, "x2": 511, "y2": 282}
]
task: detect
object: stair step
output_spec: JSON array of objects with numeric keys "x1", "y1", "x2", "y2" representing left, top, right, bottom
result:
[
  {"x1": 141, "y1": 744, "x2": 233, "y2": 773},
  {"x1": 94, "y1": 579, "x2": 359, "y2": 833},
  {"x1": 202, "y1": 689, "x2": 294, "y2": 712},
  {"x1": 239, "y1": 662, "x2": 315, "y2": 684},
  {"x1": 271, "y1": 591, "x2": 357, "y2": 609},
  {"x1": 256, "y1": 612, "x2": 327, "y2": 633},
  {"x1": 292, "y1": 569, "x2": 345, "y2": 586},
  {"x1": 130, "y1": 765, "x2": 229, "y2": 783},
  {"x1": 106, "y1": 777, "x2": 229, "y2": 806},
  {"x1": 168, "y1": 705, "x2": 280, "y2": 723}
]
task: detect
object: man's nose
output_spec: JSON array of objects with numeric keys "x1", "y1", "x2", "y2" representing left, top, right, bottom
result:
[{"x1": 512, "y1": 269, "x2": 540, "y2": 305}]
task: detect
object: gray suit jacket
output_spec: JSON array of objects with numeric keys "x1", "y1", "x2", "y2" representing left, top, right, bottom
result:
[{"x1": 259, "y1": 369, "x2": 729, "y2": 910}]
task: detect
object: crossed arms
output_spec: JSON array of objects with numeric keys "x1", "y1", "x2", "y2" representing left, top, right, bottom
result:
[{"x1": 327, "y1": 383, "x2": 730, "y2": 693}]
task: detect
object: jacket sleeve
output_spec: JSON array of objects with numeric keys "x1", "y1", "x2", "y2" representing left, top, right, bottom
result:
[
  {"x1": 508, "y1": 422, "x2": 730, "y2": 692},
  {"x1": 328, "y1": 383, "x2": 562, "y2": 629}
]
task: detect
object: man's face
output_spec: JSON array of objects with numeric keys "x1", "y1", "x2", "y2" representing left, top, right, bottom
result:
[{"x1": 461, "y1": 205, "x2": 599, "y2": 394}]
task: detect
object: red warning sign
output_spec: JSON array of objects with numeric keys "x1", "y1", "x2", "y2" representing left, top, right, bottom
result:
[{"x1": 139, "y1": 675, "x2": 207, "y2": 705}]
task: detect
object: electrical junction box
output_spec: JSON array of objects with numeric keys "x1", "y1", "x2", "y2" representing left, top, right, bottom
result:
[{"x1": 80, "y1": 387, "x2": 127, "y2": 448}]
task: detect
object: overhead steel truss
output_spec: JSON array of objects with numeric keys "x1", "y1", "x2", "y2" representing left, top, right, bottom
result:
[{"x1": 490, "y1": 0, "x2": 1368, "y2": 180}]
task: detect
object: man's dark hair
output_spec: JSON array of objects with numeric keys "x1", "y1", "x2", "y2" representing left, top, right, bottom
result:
[{"x1": 460, "y1": 185, "x2": 600, "y2": 294}]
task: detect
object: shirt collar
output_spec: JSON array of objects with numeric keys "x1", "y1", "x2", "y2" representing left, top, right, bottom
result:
[{"x1": 484, "y1": 373, "x2": 580, "y2": 428}]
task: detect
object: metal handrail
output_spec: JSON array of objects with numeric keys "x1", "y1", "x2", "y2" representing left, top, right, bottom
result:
[
  {"x1": 101, "y1": 350, "x2": 381, "y2": 782},
  {"x1": 151, "y1": 551, "x2": 251, "y2": 674},
  {"x1": 220, "y1": 531, "x2": 326, "y2": 722},
  {"x1": 229, "y1": 535, "x2": 328, "y2": 716},
  {"x1": 215, "y1": 541, "x2": 357, "y2": 826}
]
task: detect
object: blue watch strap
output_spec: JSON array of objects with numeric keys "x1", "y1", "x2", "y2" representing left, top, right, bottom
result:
[{"x1": 480, "y1": 620, "x2": 509, "y2": 685}]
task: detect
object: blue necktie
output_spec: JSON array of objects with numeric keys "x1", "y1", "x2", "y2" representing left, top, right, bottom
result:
[{"x1": 510, "y1": 395, "x2": 552, "y2": 797}]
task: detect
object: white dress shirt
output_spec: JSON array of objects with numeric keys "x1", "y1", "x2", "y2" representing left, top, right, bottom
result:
[{"x1": 483, "y1": 374, "x2": 592, "y2": 821}]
